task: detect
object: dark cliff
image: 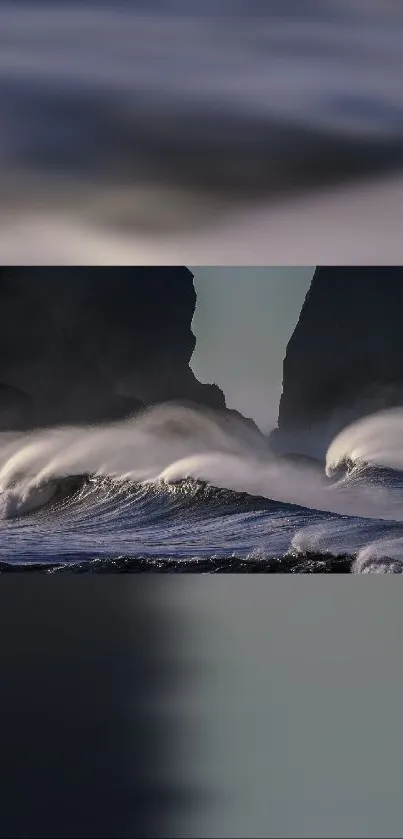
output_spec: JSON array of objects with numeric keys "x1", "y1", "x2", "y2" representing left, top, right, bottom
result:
[
  {"x1": 273, "y1": 266, "x2": 403, "y2": 457},
  {"x1": 0, "y1": 267, "x2": 230, "y2": 430}
]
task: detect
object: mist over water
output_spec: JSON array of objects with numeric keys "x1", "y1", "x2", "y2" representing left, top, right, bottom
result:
[
  {"x1": 327, "y1": 408, "x2": 403, "y2": 475},
  {"x1": 1, "y1": 403, "x2": 403, "y2": 572}
]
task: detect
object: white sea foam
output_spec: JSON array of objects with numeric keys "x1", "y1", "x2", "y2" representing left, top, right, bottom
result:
[{"x1": 0, "y1": 403, "x2": 402, "y2": 525}]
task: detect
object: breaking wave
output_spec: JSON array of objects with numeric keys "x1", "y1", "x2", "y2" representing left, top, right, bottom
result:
[{"x1": 1, "y1": 403, "x2": 403, "y2": 572}]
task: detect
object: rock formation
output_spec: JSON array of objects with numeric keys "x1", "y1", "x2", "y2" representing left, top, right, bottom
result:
[
  {"x1": 0, "y1": 267, "x2": 233, "y2": 430},
  {"x1": 272, "y1": 266, "x2": 403, "y2": 458}
]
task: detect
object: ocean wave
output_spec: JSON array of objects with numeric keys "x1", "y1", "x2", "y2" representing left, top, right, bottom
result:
[{"x1": 2, "y1": 403, "x2": 403, "y2": 571}]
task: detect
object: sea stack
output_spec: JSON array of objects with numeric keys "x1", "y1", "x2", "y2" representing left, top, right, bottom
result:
[
  {"x1": 0, "y1": 267, "x2": 229, "y2": 430},
  {"x1": 272, "y1": 266, "x2": 403, "y2": 458}
]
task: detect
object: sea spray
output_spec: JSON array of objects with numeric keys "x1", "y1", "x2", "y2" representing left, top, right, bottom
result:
[
  {"x1": 0, "y1": 403, "x2": 402, "y2": 523},
  {"x1": 326, "y1": 408, "x2": 403, "y2": 476}
]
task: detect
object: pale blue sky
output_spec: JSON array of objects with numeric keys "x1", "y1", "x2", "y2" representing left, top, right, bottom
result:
[{"x1": 191, "y1": 267, "x2": 314, "y2": 430}]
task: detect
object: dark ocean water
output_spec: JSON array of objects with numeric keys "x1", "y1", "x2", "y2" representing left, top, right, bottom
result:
[{"x1": 2, "y1": 403, "x2": 403, "y2": 574}]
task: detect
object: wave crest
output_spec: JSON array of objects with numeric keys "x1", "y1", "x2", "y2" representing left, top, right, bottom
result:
[{"x1": 2, "y1": 404, "x2": 403, "y2": 571}]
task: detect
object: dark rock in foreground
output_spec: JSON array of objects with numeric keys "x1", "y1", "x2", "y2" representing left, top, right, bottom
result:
[{"x1": 0, "y1": 553, "x2": 354, "y2": 574}]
